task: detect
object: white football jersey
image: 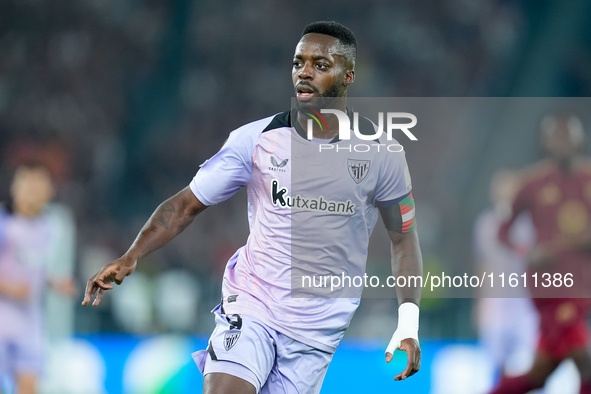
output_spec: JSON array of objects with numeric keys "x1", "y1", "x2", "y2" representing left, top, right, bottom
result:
[{"x1": 190, "y1": 110, "x2": 412, "y2": 352}]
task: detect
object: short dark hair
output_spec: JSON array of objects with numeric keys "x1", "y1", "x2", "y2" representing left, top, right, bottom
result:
[{"x1": 302, "y1": 21, "x2": 357, "y2": 67}]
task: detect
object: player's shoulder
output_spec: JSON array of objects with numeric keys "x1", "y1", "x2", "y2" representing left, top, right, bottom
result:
[
  {"x1": 352, "y1": 112, "x2": 402, "y2": 145},
  {"x1": 517, "y1": 161, "x2": 554, "y2": 185},
  {"x1": 473, "y1": 208, "x2": 500, "y2": 240},
  {"x1": 0, "y1": 203, "x2": 10, "y2": 237},
  {"x1": 0, "y1": 202, "x2": 12, "y2": 217},
  {"x1": 356, "y1": 113, "x2": 380, "y2": 136},
  {"x1": 576, "y1": 158, "x2": 591, "y2": 175},
  {"x1": 231, "y1": 111, "x2": 291, "y2": 137},
  {"x1": 222, "y1": 112, "x2": 291, "y2": 151},
  {"x1": 474, "y1": 208, "x2": 495, "y2": 228}
]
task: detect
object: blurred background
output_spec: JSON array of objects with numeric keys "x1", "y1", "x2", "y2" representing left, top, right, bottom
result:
[{"x1": 1, "y1": 0, "x2": 591, "y2": 392}]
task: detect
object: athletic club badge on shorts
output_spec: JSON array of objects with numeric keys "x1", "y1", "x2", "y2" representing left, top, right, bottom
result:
[
  {"x1": 347, "y1": 159, "x2": 370, "y2": 184},
  {"x1": 223, "y1": 330, "x2": 241, "y2": 351}
]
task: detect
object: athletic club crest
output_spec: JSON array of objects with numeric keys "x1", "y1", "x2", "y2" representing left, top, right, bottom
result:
[
  {"x1": 347, "y1": 159, "x2": 370, "y2": 184},
  {"x1": 223, "y1": 330, "x2": 241, "y2": 351}
]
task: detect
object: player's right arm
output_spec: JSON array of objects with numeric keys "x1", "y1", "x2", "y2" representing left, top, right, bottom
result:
[
  {"x1": 498, "y1": 178, "x2": 528, "y2": 249},
  {"x1": 0, "y1": 280, "x2": 30, "y2": 301},
  {"x1": 83, "y1": 116, "x2": 266, "y2": 307},
  {"x1": 82, "y1": 187, "x2": 206, "y2": 307}
]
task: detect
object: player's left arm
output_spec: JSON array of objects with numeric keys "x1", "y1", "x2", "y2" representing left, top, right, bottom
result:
[
  {"x1": 373, "y1": 148, "x2": 421, "y2": 379},
  {"x1": 386, "y1": 229, "x2": 422, "y2": 380},
  {"x1": 558, "y1": 229, "x2": 591, "y2": 252},
  {"x1": 0, "y1": 279, "x2": 30, "y2": 301},
  {"x1": 530, "y1": 228, "x2": 591, "y2": 267},
  {"x1": 47, "y1": 277, "x2": 77, "y2": 297},
  {"x1": 378, "y1": 199, "x2": 422, "y2": 381}
]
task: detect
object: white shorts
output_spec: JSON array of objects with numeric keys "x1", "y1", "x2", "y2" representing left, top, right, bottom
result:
[
  {"x1": 0, "y1": 339, "x2": 43, "y2": 377},
  {"x1": 192, "y1": 304, "x2": 333, "y2": 394}
]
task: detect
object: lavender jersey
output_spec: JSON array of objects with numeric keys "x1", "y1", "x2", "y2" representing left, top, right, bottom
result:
[
  {"x1": 0, "y1": 208, "x2": 53, "y2": 345},
  {"x1": 190, "y1": 111, "x2": 412, "y2": 353}
]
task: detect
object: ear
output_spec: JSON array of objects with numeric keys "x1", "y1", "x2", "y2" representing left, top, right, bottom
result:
[{"x1": 343, "y1": 70, "x2": 355, "y2": 86}]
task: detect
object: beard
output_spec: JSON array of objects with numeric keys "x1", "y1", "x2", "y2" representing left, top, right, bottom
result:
[
  {"x1": 295, "y1": 81, "x2": 342, "y2": 111},
  {"x1": 320, "y1": 80, "x2": 342, "y2": 99}
]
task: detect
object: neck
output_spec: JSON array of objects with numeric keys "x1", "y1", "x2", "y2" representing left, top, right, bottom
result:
[
  {"x1": 295, "y1": 100, "x2": 347, "y2": 140},
  {"x1": 555, "y1": 157, "x2": 577, "y2": 173},
  {"x1": 14, "y1": 202, "x2": 43, "y2": 217}
]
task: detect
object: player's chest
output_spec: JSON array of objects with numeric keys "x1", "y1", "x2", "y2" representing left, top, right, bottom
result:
[
  {"x1": 250, "y1": 140, "x2": 378, "y2": 203},
  {"x1": 533, "y1": 175, "x2": 591, "y2": 206},
  {"x1": 4, "y1": 219, "x2": 52, "y2": 268},
  {"x1": 532, "y1": 176, "x2": 591, "y2": 234}
]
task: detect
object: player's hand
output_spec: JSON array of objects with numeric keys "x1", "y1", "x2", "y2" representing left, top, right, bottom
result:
[
  {"x1": 386, "y1": 337, "x2": 421, "y2": 381},
  {"x1": 82, "y1": 256, "x2": 137, "y2": 307},
  {"x1": 527, "y1": 245, "x2": 554, "y2": 267},
  {"x1": 50, "y1": 277, "x2": 77, "y2": 297}
]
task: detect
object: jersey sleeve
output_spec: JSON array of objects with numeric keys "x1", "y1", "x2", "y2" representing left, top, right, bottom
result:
[
  {"x1": 472, "y1": 211, "x2": 488, "y2": 265},
  {"x1": 373, "y1": 148, "x2": 412, "y2": 204},
  {"x1": 0, "y1": 208, "x2": 7, "y2": 248},
  {"x1": 498, "y1": 180, "x2": 531, "y2": 246},
  {"x1": 190, "y1": 124, "x2": 261, "y2": 206},
  {"x1": 374, "y1": 149, "x2": 415, "y2": 233}
]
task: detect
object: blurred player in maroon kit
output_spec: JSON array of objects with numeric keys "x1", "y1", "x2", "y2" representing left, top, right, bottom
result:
[
  {"x1": 490, "y1": 114, "x2": 591, "y2": 394},
  {"x1": 474, "y1": 170, "x2": 538, "y2": 382}
]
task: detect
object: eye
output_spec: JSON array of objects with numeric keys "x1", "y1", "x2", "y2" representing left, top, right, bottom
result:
[
  {"x1": 293, "y1": 61, "x2": 302, "y2": 68},
  {"x1": 316, "y1": 63, "x2": 328, "y2": 70}
]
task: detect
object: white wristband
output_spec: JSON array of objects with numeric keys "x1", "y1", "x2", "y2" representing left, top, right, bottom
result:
[{"x1": 385, "y1": 302, "x2": 420, "y2": 355}]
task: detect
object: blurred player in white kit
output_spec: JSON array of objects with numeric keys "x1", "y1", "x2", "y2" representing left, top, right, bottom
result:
[
  {"x1": 0, "y1": 163, "x2": 75, "y2": 394},
  {"x1": 474, "y1": 170, "x2": 538, "y2": 382}
]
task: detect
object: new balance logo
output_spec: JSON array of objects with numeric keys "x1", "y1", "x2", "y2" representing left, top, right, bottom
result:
[{"x1": 271, "y1": 180, "x2": 355, "y2": 215}]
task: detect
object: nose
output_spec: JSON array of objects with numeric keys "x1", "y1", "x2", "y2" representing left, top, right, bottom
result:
[{"x1": 297, "y1": 62, "x2": 313, "y2": 80}]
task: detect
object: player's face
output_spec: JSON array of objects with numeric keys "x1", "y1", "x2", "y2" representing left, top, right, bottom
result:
[
  {"x1": 11, "y1": 167, "x2": 54, "y2": 216},
  {"x1": 543, "y1": 118, "x2": 581, "y2": 161},
  {"x1": 292, "y1": 33, "x2": 353, "y2": 107}
]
